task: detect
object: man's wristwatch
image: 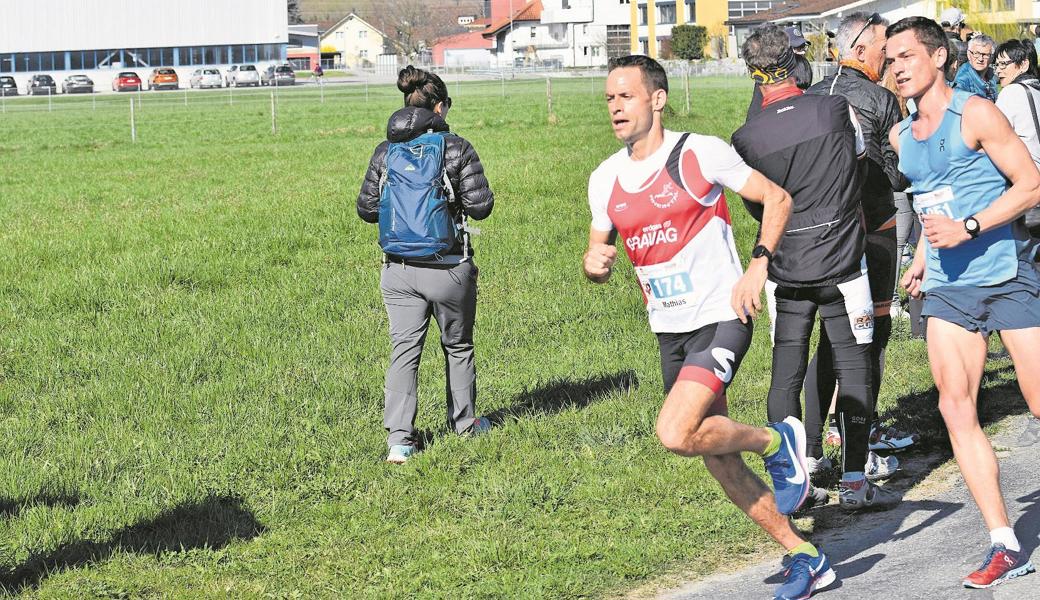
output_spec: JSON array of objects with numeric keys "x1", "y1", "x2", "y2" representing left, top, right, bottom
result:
[
  {"x1": 752, "y1": 244, "x2": 773, "y2": 262},
  {"x1": 964, "y1": 215, "x2": 981, "y2": 239}
]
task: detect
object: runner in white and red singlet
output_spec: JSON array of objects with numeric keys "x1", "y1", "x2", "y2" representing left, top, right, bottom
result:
[{"x1": 582, "y1": 55, "x2": 835, "y2": 600}]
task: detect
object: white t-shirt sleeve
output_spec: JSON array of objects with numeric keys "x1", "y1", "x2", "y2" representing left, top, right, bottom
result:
[
  {"x1": 688, "y1": 135, "x2": 753, "y2": 192},
  {"x1": 849, "y1": 106, "x2": 866, "y2": 157},
  {"x1": 588, "y1": 166, "x2": 614, "y2": 233}
]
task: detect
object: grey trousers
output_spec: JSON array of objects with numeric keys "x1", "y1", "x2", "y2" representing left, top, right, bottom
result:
[{"x1": 380, "y1": 260, "x2": 479, "y2": 447}]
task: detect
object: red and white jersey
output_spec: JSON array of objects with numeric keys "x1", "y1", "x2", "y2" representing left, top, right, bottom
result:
[{"x1": 589, "y1": 130, "x2": 752, "y2": 333}]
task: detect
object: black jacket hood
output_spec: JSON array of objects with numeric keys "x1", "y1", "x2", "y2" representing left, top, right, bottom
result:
[{"x1": 386, "y1": 107, "x2": 450, "y2": 142}]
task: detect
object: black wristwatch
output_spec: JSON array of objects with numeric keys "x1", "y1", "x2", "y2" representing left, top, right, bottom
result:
[
  {"x1": 964, "y1": 215, "x2": 981, "y2": 239},
  {"x1": 752, "y1": 244, "x2": 773, "y2": 262}
]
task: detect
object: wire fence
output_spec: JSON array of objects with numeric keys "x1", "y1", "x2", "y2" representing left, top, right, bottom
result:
[{"x1": 0, "y1": 72, "x2": 753, "y2": 148}]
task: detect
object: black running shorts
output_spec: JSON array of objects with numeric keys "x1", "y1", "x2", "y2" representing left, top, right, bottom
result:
[{"x1": 657, "y1": 319, "x2": 754, "y2": 395}]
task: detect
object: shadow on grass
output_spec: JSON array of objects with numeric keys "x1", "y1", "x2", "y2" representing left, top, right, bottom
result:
[
  {"x1": 0, "y1": 492, "x2": 81, "y2": 518},
  {"x1": 486, "y1": 369, "x2": 638, "y2": 425},
  {"x1": 0, "y1": 493, "x2": 265, "y2": 593},
  {"x1": 811, "y1": 363, "x2": 1022, "y2": 491},
  {"x1": 415, "y1": 370, "x2": 639, "y2": 450}
]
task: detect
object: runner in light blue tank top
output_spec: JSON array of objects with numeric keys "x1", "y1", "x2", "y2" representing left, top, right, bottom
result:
[
  {"x1": 898, "y1": 89, "x2": 1032, "y2": 291},
  {"x1": 887, "y1": 17, "x2": 1040, "y2": 591}
]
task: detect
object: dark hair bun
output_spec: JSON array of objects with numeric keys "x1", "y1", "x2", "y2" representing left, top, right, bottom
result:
[{"x1": 397, "y1": 66, "x2": 427, "y2": 95}]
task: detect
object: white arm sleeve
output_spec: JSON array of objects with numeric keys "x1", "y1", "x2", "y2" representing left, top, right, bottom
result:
[
  {"x1": 588, "y1": 168, "x2": 614, "y2": 233},
  {"x1": 688, "y1": 135, "x2": 753, "y2": 192}
]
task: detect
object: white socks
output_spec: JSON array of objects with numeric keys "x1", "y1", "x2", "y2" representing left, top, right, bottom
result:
[{"x1": 990, "y1": 527, "x2": 1021, "y2": 552}]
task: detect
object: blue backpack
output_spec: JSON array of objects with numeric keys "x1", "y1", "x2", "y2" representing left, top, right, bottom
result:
[{"x1": 378, "y1": 131, "x2": 463, "y2": 259}]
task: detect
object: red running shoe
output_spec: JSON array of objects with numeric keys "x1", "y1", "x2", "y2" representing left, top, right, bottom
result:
[{"x1": 962, "y1": 544, "x2": 1036, "y2": 588}]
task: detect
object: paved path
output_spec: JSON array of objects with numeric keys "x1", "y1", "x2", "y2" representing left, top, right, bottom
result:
[{"x1": 660, "y1": 414, "x2": 1040, "y2": 600}]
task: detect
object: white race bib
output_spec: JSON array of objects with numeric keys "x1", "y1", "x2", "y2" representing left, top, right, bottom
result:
[
  {"x1": 634, "y1": 259, "x2": 698, "y2": 312},
  {"x1": 914, "y1": 186, "x2": 956, "y2": 219}
]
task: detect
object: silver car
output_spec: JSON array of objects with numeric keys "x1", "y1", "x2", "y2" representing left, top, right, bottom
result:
[
  {"x1": 190, "y1": 68, "x2": 222, "y2": 89},
  {"x1": 225, "y1": 64, "x2": 260, "y2": 87}
]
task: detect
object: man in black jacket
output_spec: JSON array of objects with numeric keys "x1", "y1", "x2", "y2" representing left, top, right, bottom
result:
[
  {"x1": 806, "y1": 12, "x2": 918, "y2": 470},
  {"x1": 746, "y1": 26, "x2": 814, "y2": 120},
  {"x1": 733, "y1": 24, "x2": 900, "y2": 512}
]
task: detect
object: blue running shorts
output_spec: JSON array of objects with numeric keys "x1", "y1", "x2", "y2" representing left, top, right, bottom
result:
[{"x1": 922, "y1": 261, "x2": 1040, "y2": 335}]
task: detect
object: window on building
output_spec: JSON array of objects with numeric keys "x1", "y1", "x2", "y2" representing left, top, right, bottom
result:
[
  {"x1": 606, "y1": 24, "x2": 630, "y2": 58},
  {"x1": 639, "y1": 5, "x2": 647, "y2": 24},
  {"x1": 658, "y1": 3, "x2": 676, "y2": 23},
  {"x1": 563, "y1": 0, "x2": 571, "y2": 7},
  {"x1": 978, "y1": 0, "x2": 991, "y2": 9},
  {"x1": 360, "y1": 49, "x2": 369, "y2": 58},
  {"x1": 359, "y1": 29, "x2": 367, "y2": 39},
  {"x1": 593, "y1": 46, "x2": 601, "y2": 56},
  {"x1": 531, "y1": 26, "x2": 537, "y2": 38},
  {"x1": 686, "y1": 0, "x2": 695, "y2": 20},
  {"x1": 999, "y1": 0, "x2": 1013, "y2": 9}
]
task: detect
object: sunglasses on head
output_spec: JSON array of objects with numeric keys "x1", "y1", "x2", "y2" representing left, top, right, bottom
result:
[
  {"x1": 443, "y1": 97, "x2": 452, "y2": 110},
  {"x1": 849, "y1": 13, "x2": 883, "y2": 49}
]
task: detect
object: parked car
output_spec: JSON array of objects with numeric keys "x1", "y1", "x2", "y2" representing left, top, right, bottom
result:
[
  {"x1": 112, "y1": 71, "x2": 142, "y2": 92},
  {"x1": 27, "y1": 74, "x2": 57, "y2": 96},
  {"x1": 261, "y1": 64, "x2": 296, "y2": 86},
  {"x1": 62, "y1": 74, "x2": 94, "y2": 94},
  {"x1": 189, "y1": 68, "x2": 222, "y2": 89},
  {"x1": 148, "y1": 68, "x2": 178, "y2": 91},
  {"x1": 0, "y1": 76, "x2": 17, "y2": 96},
  {"x1": 225, "y1": 64, "x2": 259, "y2": 87}
]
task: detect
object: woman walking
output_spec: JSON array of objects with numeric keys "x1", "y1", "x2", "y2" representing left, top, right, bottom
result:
[{"x1": 357, "y1": 66, "x2": 495, "y2": 463}]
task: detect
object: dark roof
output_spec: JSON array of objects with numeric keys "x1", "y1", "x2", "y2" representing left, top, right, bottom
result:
[{"x1": 727, "y1": 0, "x2": 853, "y2": 26}]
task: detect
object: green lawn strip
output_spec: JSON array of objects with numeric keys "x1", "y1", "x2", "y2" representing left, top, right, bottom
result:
[{"x1": 0, "y1": 78, "x2": 972, "y2": 597}]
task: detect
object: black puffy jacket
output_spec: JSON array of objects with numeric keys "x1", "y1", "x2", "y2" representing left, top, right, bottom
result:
[
  {"x1": 357, "y1": 107, "x2": 493, "y2": 256},
  {"x1": 807, "y1": 66, "x2": 908, "y2": 231}
]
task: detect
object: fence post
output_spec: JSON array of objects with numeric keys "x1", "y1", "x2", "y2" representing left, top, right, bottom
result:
[
  {"x1": 546, "y1": 77, "x2": 556, "y2": 124},
  {"x1": 130, "y1": 97, "x2": 136, "y2": 142},
  {"x1": 684, "y1": 64, "x2": 691, "y2": 115},
  {"x1": 271, "y1": 90, "x2": 277, "y2": 135}
]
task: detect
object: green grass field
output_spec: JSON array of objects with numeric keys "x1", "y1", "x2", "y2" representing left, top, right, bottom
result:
[{"x1": 0, "y1": 76, "x2": 991, "y2": 598}]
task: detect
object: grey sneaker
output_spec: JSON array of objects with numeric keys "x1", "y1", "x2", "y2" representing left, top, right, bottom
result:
[
  {"x1": 386, "y1": 444, "x2": 416, "y2": 464},
  {"x1": 807, "y1": 456, "x2": 832, "y2": 475},
  {"x1": 839, "y1": 478, "x2": 900, "y2": 512},
  {"x1": 795, "y1": 485, "x2": 831, "y2": 513},
  {"x1": 865, "y1": 451, "x2": 899, "y2": 481},
  {"x1": 1014, "y1": 416, "x2": 1040, "y2": 447}
]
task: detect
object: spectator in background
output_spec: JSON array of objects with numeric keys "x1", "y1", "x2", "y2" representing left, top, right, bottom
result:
[
  {"x1": 746, "y1": 26, "x2": 814, "y2": 119},
  {"x1": 955, "y1": 34, "x2": 998, "y2": 101},
  {"x1": 994, "y1": 39, "x2": 1040, "y2": 168},
  {"x1": 940, "y1": 8, "x2": 969, "y2": 81}
]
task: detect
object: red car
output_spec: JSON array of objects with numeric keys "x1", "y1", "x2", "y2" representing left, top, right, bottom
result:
[{"x1": 112, "y1": 71, "x2": 141, "y2": 92}]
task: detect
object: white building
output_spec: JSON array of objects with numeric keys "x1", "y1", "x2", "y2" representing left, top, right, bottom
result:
[
  {"x1": 318, "y1": 14, "x2": 387, "y2": 69},
  {"x1": 0, "y1": 0, "x2": 287, "y2": 88},
  {"x1": 483, "y1": 0, "x2": 632, "y2": 68}
]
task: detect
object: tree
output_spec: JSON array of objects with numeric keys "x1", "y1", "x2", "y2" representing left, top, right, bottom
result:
[
  {"x1": 670, "y1": 24, "x2": 708, "y2": 60},
  {"x1": 363, "y1": 0, "x2": 479, "y2": 57},
  {"x1": 287, "y1": 0, "x2": 303, "y2": 25}
]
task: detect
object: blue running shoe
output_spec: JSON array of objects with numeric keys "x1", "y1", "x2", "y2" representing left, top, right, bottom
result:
[
  {"x1": 764, "y1": 416, "x2": 810, "y2": 515},
  {"x1": 775, "y1": 551, "x2": 836, "y2": 599}
]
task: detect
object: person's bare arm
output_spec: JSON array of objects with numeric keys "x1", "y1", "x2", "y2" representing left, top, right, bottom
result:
[
  {"x1": 583, "y1": 227, "x2": 618, "y2": 284},
  {"x1": 922, "y1": 97, "x2": 1040, "y2": 248},
  {"x1": 731, "y1": 170, "x2": 792, "y2": 322}
]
